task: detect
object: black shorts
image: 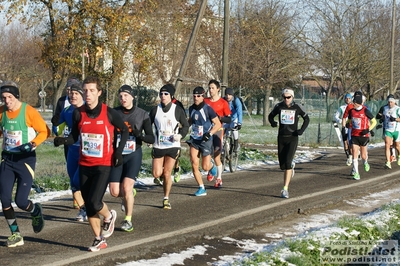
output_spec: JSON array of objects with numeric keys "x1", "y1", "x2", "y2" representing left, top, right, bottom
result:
[
  {"x1": 152, "y1": 147, "x2": 181, "y2": 160},
  {"x1": 187, "y1": 138, "x2": 213, "y2": 157},
  {"x1": 109, "y1": 147, "x2": 142, "y2": 182},
  {"x1": 351, "y1": 136, "x2": 369, "y2": 147}
]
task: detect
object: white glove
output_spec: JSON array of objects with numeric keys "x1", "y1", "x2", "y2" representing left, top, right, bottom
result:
[{"x1": 173, "y1": 134, "x2": 182, "y2": 142}]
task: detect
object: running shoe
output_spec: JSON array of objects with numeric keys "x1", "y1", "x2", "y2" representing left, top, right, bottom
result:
[
  {"x1": 207, "y1": 159, "x2": 217, "y2": 182},
  {"x1": 385, "y1": 161, "x2": 392, "y2": 169},
  {"x1": 281, "y1": 189, "x2": 289, "y2": 199},
  {"x1": 88, "y1": 237, "x2": 107, "y2": 252},
  {"x1": 194, "y1": 187, "x2": 207, "y2": 196},
  {"x1": 346, "y1": 155, "x2": 352, "y2": 166},
  {"x1": 214, "y1": 178, "x2": 222, "y2": 188},
  {"x1": 174, "y1": 169, "x2": 181, "y2": 183},
  {"x1": 163, "y1": 199, "x2": 171, "y2": 210},
  {"x1": 102, "y1": 210, "x2": 117, "y2": 238},
  {"x1": 121, "y1": 220, "x2": 133, "y2": 232},
  {"x1": 76, "y1": 208, "x2": 87, "y2": 222},
  {"x1": 398, "y1": 156, "x2": 400, "y2": 166},
  {"x1": 364, "y1": 162, "x2": 370, "y2": 172},
  {"x1": 291, "y1": 162, "x2": 296, "y2": 178},
  {"x1": 153, "y1": 176, "x2": 163, "y2": 186},
  {"x1": 6, "y1": 233, "x2": 24, "y2": 247},
  {"x1": 31, "y1": 203, "x2": 44, "y2": 233},
  {"x1": 353, "y1": 172, "x2": 360, "y2": 180}
]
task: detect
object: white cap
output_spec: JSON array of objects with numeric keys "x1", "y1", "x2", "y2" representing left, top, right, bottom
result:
[{"x1": 282, "y1": 88, "x2": 294, "y2": 98}]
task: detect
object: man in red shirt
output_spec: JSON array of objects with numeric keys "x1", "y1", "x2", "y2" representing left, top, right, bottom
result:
[
  {"x1": 346, "y1": 94, "x2": 376, "y2": 180},
  {"x1": 204, "y1": 80, "x2": 231, "y2": 188}
]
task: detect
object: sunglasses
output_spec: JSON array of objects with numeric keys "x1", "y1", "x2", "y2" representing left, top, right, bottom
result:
[
  {"x1": 193, "y1": 94, "x2": 203, "y2": 98},
  {"x1": 159, "y1": 92, "x2": 170, "y2": 96},
  {"x1": 283, "y1": 96, "x2": 292, "y2": 99}
]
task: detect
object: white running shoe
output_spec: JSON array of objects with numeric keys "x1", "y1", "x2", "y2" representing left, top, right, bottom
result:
[{"x1": 102, "y1": 210, "x2": 117, "y2": 238}]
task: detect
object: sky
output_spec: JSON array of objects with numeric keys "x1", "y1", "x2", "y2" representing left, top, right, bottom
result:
[{"x1": 17, "y1": 142, "x2": 399, "y2": 265}]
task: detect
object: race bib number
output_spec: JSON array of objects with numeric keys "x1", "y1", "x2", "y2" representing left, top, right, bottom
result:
[
  {"x1": 280, "y1": 110, "x2": 295, "y2": 125},
  {"x1": 81, "y1": 133, "x2": 104, "y2": 158},
  {"x1": 352, "y1": 118, "x2": 361, "y2": 129},
  {"x1": 191, "y1": 125, "x2": 204, "y2": 139},
  {"x1": 3, "y1": 130, "x2": 22, "y2": 151},
  {"x1": 118, "y1": 135, "x2": 136, "y2": 155},
  {"x1": 159, "y1": 131, "x2": 174, "y2": 147}
]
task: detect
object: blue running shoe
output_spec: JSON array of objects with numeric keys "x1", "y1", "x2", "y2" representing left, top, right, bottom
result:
[{"x1": 194, "y1": 187, "x2": 207, "y2": 196}]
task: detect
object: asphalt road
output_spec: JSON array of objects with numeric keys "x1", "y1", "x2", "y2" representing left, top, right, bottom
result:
[{"x1": 0, "y1": 146, "x2": 399, "y2": 266}]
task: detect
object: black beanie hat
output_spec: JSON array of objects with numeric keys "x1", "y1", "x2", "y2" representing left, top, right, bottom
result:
[
  {"x1": 160, "y1": 84, "x2": 175, "y2": 97},
  {"x1": 225, "y1": 88, "x2": 234, "y2": 95},
  {"x1": 353, "y1": 95, "x2": 363, "y2": 104},
  {"x1": 118, "y1": 85, "x2": 135, "y2": 97},
  {"x1": 70, "y1": 83, "x2": 84, "y2": 97},
  {"x1": 193, "y1": 86, "x2": 205, "y2": 95},
  {"x1": 66, "y1": 77, "x2": 80, "y2": 88},
  {"x1": 0, "y1": 81, "x2": 20, "y2": 99}
]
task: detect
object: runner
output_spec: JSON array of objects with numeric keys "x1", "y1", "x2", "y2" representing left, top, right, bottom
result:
[
  {"x1": 109, "y1": 85, "x2": 155, "y2": 231},
  {"x1": 333, "y1": 93, "x2": 353, "y2": 165},
  {"x1": 223, "y1": 88, "x2": 243, "y2": 154},
  {"x1": 375, "y1": 94, "x2": 400, "y2": 169},
  {"x1": 54, "y1": 83, "x2": 87, "y2": 221},
  {"x1": 0, "y1": 81, "x2": 50, "y2": 247},
  {"x1": 170, "y1": 86, "x2": 186, "y2": 183},
  {"x1": 149, "y1": 84, "x2": 189, "y2": 209},
  {"x1": 347, "y1": 94, "x2": 377, "y2": 180},
  {"x1": 187, "y1": 86, "x2": 221, "y2": 196},
  {"x1": 376, "y1": 95, "x2": 396, "y2": 163},
  {"x1": 204, "y1": 80, "x2": 231, "y2": 188},
  {"x1": 268, "y1": 88, "x2": 309, "y2": 198},
  {"x1": 54, "y1": 76, "x2": 129, "y2": 251}
]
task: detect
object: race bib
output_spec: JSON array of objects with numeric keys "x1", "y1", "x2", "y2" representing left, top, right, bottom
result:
[
  {"x1": 4, "y1": 130, "x2": 23, "y2": 151},
  {"x1": 81, "y1": 133, "x2": 104, "y2": 158},
  {"x1": 191, "y1": 125, "x2": 204, "y2": 139},
  {"x1": 280, "y1": 110, "x2": 295, "y2": 125},
  {"x1": 159, "y1": 131, "x2": 174, "y2": 147}
]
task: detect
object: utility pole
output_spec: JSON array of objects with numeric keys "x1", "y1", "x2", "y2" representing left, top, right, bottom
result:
[
  {"x1": 221, "y1": 0, "x2": 229, "y2": 94},
  {"x1": 390, "y1": 0, "x2": 396, "y2": 95},
  {"x1": 175, "y1": 0, "x2": 208, "y2": 95}
]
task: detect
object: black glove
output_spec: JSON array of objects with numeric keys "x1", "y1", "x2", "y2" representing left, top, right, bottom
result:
[
  {"x1": 389, "y1": 116, "x2": 397, "y2": 122},
  {"x1": 54, "y1": 137, "x2": 68, "y2": 147},
  {"x1": 271, "y1": 121, "x2": 278, "y2": 128},
  {"x1": 361, "y1": 129, "x2": 369, "y2": 135},
  {"x1": 51, "y1": 114, "x2": 60, "y2": 125},
  {"x1": 202, "y1": 132, "x2": 212, "y2": 142},
  {"x1": 376, "y1": 124, "x2": 383, "y2": 129},
  {"x1": 341, "y1": 127, "x2": 346, "y2": 137},
  {"x1": 235, "y1": 124, "x2": 242, "y2": 130},
  {"x1": 296, "y1": 129, "x2": 304, "y2": 136},
  {"x1": 19, "y1": 142, "x2": 34, "y2": 153},
  {"x1": 113, "y1": 153, "x2": 123, "y2": 167},
  {"x1": 370, "y1": 130, "x2": 375, "y2": 137},
  {"x1": 132, "y1": 129, "x2": 142, "y2": 138}
]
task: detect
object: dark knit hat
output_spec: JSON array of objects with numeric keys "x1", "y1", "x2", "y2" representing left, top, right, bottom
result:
[
  {"x1": 66, "y1": 77, "x2": 80, "y2": 89},
  {"x1": 0, "y1": 81, "x2": 20, "y2": 99},
  {"x1": 354, "y1": 91, "x2": 363, "y2": 97},
  {"x1": 70, "y1": 83, "x2": 84, "y2": 97},
  {"x1": 118, "y1": 85, "x2": 135, "y2": 97},
  {"x1": 225, "y1": 88, "x2": 234, "y2": 95},
  {"x1": 193, "y1": 86, "x2": 205, "y2": 95},
  {"x1": 353, "y1": 95, "x2": 363, "y2": 104},
  {"x1": 160, "y1": 84, "x2": 175, "y2": 96}
]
